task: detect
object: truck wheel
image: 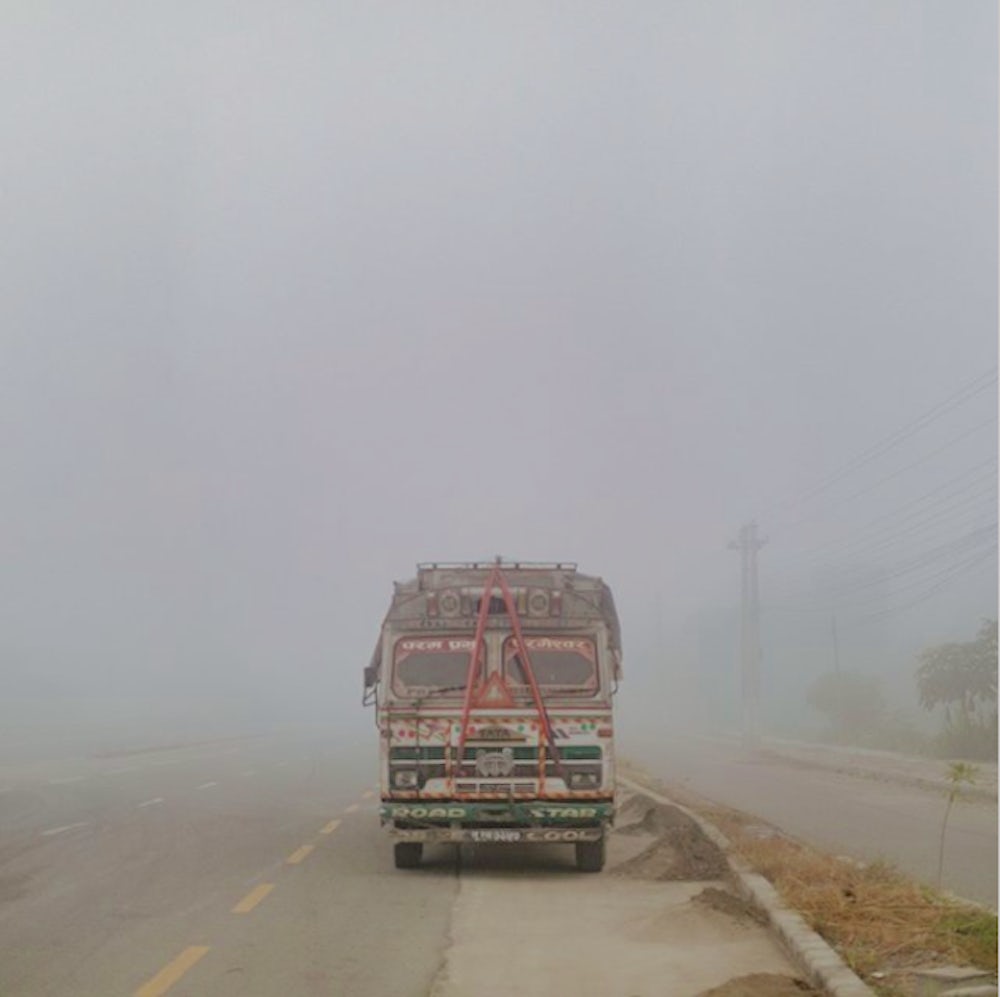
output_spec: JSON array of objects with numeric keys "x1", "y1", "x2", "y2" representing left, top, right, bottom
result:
[
  {"x1": 575, "y1": 837, "x2": 606, "y2": 873},
  {"x1": 394, "y1": 842, "x2": 423, "y2": 869}
]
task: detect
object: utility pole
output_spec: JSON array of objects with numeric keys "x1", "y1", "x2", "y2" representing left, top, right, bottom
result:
[
  {"x1": 729, "y1": 522, "x2": 766, "y2": 750},
  {"x1": 831, "y1": 614, "x2": 841, "y2": 674}
]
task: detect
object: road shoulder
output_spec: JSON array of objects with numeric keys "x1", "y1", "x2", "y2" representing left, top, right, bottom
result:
[{"x1": 429, "y1": 785, "x2": 811, "y2": 997}]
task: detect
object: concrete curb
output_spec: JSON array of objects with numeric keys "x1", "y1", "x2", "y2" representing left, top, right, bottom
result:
[
  {"x1": 757, "y1": 747, "x2": 997, "y2": 804},
  {"x1": 619, "y1": 775, "x2": 876, "y2": 997}
]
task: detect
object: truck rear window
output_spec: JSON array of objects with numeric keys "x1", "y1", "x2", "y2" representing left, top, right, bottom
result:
[
  {"x1": 392, "y1": 637, "x2": 478, "y2": 696},
  {"x1": 503, "y1": 637, "x2": 598, "y2": 695}
]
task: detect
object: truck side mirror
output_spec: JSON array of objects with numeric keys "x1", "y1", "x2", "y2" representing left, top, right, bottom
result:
[{"x1": 364, "y1": 664, "x2": 379, "y2": 689}]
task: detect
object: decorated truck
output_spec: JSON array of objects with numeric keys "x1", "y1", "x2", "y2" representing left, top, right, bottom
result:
[{"x1": 363, "y1": 560, "x2": 622, "y2": 871}]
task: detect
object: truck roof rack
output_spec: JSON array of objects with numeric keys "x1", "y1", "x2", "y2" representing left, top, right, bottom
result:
[{"x1": 417, "y1": 561, "x2": 578, "y2": 572}]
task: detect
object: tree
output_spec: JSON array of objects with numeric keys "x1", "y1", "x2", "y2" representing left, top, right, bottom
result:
[
  {"x1": 806, "y1": 670, "x2": 886, "y2": 741},
  {"x1": 916, "y1": 620, "x2": 997, "y2": 759}
]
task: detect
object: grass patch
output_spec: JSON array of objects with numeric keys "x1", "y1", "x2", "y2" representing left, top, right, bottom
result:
[
  {"x1": 620, "y1": 763, "x2": 997, "y2": 995},
  {"x1": 725, "y1": 831, "x2": 993, "y2": 974}
]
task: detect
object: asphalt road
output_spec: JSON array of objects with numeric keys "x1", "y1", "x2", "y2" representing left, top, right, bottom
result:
[
  {"x1": 0, "y1": 727, "x2": 798, "y2": 997},
  {"x1": 0, "y1": 730, "x2": 456, "y2": 996},
  {"x1": 631, "y1": 731, "x2": 998, "y2": 908}
]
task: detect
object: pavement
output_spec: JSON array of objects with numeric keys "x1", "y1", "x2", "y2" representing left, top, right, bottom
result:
[
  {"x1": 2, "y1": 722, "x2": 994, "y2": 995},
  {"x1": 626, "y1": 731, "x2": 998, "y2": 909},
  {"x1": 430, "y1": 800, "x2": 800, "y2": 997},
  {"x1": 757, "y1": 736, "x2": 998, "y2": 802},
  {"x1": 619, "y1": 775, "x2": 875, "y2": 997},
  {"x1": 0, "y1": 725, "x2": 805, "y2": 997}
]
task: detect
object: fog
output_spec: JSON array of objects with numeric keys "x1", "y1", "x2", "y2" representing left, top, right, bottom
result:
[{"x1": 2, "y1": 2, "x2": 996, "y2": 757}]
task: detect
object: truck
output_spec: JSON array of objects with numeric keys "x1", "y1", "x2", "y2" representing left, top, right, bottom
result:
[{"x1": 363, "y1": 560, "x2": 622, "y2": 872}]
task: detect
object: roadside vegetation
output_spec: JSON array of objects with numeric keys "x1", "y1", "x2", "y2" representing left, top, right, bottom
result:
[
  {"x1": 709, "y1": 806, "x2": 996, "y2": 995},
  {"x1": 916, "y1": 619, "x2": 997, "y2": 761},
  {"x1": 622, "y1": 763, "x2": 997, "y2": 997},
  {"x1": 804, "y1": 619, "x2": 997, "y2": 760}
]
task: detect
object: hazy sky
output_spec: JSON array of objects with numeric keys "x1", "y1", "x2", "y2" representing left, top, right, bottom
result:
[{"x1": 2, "y1": 2, "x2": 996, "y2": 735}]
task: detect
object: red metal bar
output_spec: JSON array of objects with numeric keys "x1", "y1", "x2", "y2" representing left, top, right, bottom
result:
[
  {"x1": 494, "y1": 568, "x2": 565, "y2": 782},
  {"x1": 454, "y1": 562, "x2": 499, "y2": 777}
]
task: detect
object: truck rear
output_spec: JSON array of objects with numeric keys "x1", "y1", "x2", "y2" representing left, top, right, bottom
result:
[{"x1": 363, "y1": 560, "x2": 622, "y2": 872}]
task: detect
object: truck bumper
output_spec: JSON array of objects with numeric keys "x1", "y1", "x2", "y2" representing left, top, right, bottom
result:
[
  {"x1": 390, "y1": 826, "x2": 604, "y2": 843},
  {"x1": 380, "y1": 799, "x2": 612, "y2": 844}
]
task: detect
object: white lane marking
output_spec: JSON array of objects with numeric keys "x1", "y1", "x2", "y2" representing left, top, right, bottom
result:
[
  {"x1": 241, "y1": 770, "x2": 256, "y2": 777},
  {"x1": 41, "y1": 821, "x2": 92, "y2": 836},
  {"x1": 197, "y1": 781, "x2": 218, "y2": 790},
  {"x1": 107, "y1": 766, "x2": 139, "y2": 775},
  {"x1": 137, "y1": 797, "x2": 165, "y2": 809},
  {"x1": 47, "y1": 776, "x2": 86, "y2": 785}
]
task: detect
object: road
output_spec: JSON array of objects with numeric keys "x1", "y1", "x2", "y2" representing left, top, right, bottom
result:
[
  {"x1": 629, "y1": 731, "x2": 998, "y2": 908},
  {"x1": 0, "y1": 726, "x2": 799, "y2": 997}
]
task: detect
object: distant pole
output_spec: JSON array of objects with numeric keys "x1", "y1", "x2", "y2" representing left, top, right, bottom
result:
[
  {"x1": 729, "y1": 522, "x2": 766, "y2": 750},
  {"x1": 831, "y1": 614, "x2": 841, "y2": 674}
]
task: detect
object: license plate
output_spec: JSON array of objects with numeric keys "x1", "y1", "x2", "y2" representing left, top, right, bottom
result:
[{"x1": 469, "y1": 829, "x2": 522, "y2": 842}]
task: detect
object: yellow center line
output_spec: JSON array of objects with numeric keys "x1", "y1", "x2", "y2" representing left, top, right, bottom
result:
[
  {"x1": 286, "y1": 843, "x2": 315, "y2": 865},
  {"x1": 134, "y1": 945, "x2": 210, "y2": 997},
  {"x1": 345, "y1": 803, "x2": 360, "y2": 814},
  {"x1": 320, "y1": 819, "x2": 341, "y2": 835},
  {"x1": 231, "y1": 882, "x2": 275, "y2": 913},
  {"x1": 362, "y1": 790, "x2": 374, "y2": 800}
]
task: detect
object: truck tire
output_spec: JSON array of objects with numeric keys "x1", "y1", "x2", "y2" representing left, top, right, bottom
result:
[
  {"x1": 575, "y1": 837, "x2": 605, "y2": 873},
  {"x1": 394, "y1": 842, "x2": 423, "y2": 869}
]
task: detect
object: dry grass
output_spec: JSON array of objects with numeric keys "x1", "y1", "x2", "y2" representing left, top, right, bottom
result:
[
  {"x1": 726, "y1": 831, "x2": 995, "y2": 977},
  {"x1": 620, "y1": 765, "x2": 997, "y2": 992}
]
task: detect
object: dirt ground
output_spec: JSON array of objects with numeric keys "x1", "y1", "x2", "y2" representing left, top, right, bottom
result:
[
  {"x1": 692, "y1": 886, "x2": 767, "y2": 926},
  {"x1": 612, "y1": 798, "x2": 730, "y2": 881},
  {"x1": 695, "y1": 972, "x2": 819, "y2": 996}
]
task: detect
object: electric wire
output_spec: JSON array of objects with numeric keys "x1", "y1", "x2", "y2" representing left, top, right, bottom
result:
[
  {"x1": 793, "y1": 482, "x2": 998, "y2": 567},
  {"x1": 853, "y1": 548, "x2": 997, "y2": 625},
  {"x1": 791, "y1": 460, "x2": 998, "y2": 559},
  {"x1": 765, "y1": 523, "x2": 997, "y2": 612},
  {"x1": 770, "y1": 415, "x2": 997, "y2": 538},
  {"x1": 819, "y1": 524, "x2": 997, "y2": 600},
  {"x1": 755, "y1": 366, "x2": 997, "y2": 525}
]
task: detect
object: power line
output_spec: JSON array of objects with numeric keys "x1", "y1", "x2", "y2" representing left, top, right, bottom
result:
[
  {"x1": 757, "y1": 366, "x2": 997, "y2": 524},
  {"x1": 852, "y1": 547, "x2": 997, "y2": 625},
  {"x1": 765, "y1": 523, "x2": 997, "y2": 612},
  {"x1": 823, "y1": 524, "x2": 997, "y2": 600},
  {"x1": 792, "y1": 460, "x2": 998, "y2": 559},
  {"x1": 771, "y1": 415, "x2": 997, "y2": 537},
  {"x1": 796, "y1": 481, "x2": 998, "y2": 566},
  {"x1": 836, "y1": 501, "x2": 996, "y2": 567}
]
